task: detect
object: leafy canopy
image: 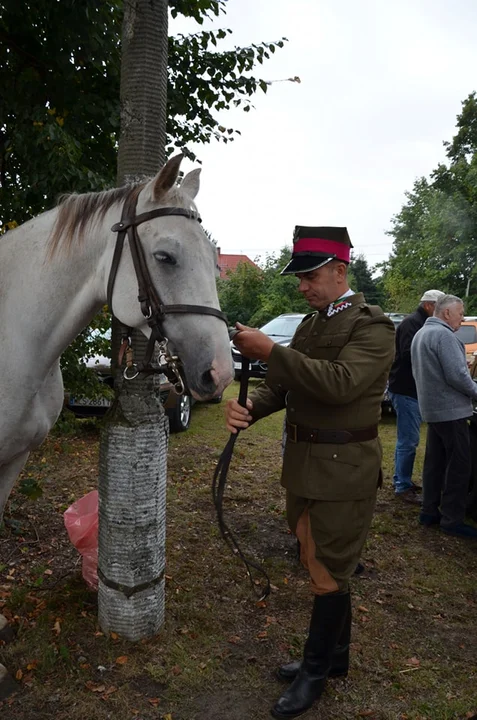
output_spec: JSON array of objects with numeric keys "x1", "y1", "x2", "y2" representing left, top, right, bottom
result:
[{"x1": 381, "y1": 93, "x2": 477, "y2": 313}]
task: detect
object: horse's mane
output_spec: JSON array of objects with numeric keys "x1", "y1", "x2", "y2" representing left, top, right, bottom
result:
[
  {"x1": 47, "y1": 182, "x2": 193, "y2": 257},
  {"x1": 48, "y1": 184, "x2": 142, "y2": 257}
]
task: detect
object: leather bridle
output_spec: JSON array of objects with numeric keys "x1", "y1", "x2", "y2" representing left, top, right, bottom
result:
[{"x1": 107, "y1": 187, "x2": 228, "y2": 391}]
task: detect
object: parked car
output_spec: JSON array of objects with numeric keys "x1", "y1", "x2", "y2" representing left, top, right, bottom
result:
[
  {"x1": 65, "y1": 356, "x2": 194, "y2": 433},
  {"x1": 231, "y1": 313, "x2": 306, "y2": 380},
  {"x1": 456, "y1": 319, "x2": 477, "y2": 365}
]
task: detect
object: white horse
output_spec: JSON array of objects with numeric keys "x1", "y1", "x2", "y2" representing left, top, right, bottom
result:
[{"x1": 0, "y1": 154, "x2": 233, "y2": 521}]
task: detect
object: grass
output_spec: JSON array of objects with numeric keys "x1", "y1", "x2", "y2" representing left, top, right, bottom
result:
[{"x1": 1, "y1": 381, "x2": 477, "y2": 719}]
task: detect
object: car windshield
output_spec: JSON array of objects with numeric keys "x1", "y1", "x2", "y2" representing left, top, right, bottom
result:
[
  {"x1": 260, "y1": 315, "x2": 304, "y2": 337},
  {"x1": 455, "y1": 325, "x2": 477, "y2": 345}
]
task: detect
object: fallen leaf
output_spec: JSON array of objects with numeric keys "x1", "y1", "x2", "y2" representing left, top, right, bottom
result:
[
  {"x1": 256, "y1": 631, "x2": 268, "y2": 639},
  {"x1": 148, "y1": 697, "x2": 161, "y2": 706},
  {"x1": 357, "y1": 605, "x2": 369, "y2": 613},
  {"x1": 115, "y1": 655, "x2": 128, "y2": 665},
  {"x1": 171, "y1": 665, "x2": 182, "y2": 675},
  {"x1": 110, "y1": 632, "x2": 119, "y2": 640},
  {"x1": 44, "y1": 569, "x2": 53, "y2": 576},
  {"x1": 53, "y1": 619, "x2": 61, "y2": 635},
  {"x1": 405, "y1": 657, "x2": 420, "y2": 667},
  {"x1": 227, "y1": 635, "x2": 241, "y2": 644},
  {"x1": 15, "y1": 669, "x2": 23, "y2": 680}
]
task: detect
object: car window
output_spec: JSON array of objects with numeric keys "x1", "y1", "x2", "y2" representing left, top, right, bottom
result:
[
  {"x1": 260, "y1": 315, "x2": 305, "y2": 336},
  {"x1": 455, "y1": 325, "x2": 477, "y2": 344}
]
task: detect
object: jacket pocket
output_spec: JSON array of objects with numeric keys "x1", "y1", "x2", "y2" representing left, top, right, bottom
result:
[{"x1": 282, "y1": 439, "x2": 381, "y2": 501}]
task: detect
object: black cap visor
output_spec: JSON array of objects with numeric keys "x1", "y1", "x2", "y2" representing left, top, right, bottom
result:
[{"x1": 280, "y1": 254, "x2": 336, "y2": 276}]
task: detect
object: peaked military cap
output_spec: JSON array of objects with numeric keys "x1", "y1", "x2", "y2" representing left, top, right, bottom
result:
[{"x1": 281, "y1": 226, "x2": 353, "y2": 275}]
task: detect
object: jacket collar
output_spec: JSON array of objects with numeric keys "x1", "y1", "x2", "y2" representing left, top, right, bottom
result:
[{"x1": 425, "y1": 316, "x2": 454, "y2": 331}]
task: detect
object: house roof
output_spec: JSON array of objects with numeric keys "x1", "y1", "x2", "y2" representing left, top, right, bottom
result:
[{"x1": 217, "y1": 251, "x2": 258, "y2": 279}]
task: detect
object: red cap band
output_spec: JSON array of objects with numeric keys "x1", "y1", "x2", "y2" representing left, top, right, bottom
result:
[{"x1": 294, "y1": 237, "x2": 350, "y2": 262}]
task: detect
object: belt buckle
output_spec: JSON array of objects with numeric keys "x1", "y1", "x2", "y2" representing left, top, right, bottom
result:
[{"x1": 287, "y1": 422, "x2": 297, "y2": 443}]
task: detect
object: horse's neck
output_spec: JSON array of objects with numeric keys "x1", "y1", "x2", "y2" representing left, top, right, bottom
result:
[{"x1": 1, "y1": 208, "x2": 112, "y2": 373}]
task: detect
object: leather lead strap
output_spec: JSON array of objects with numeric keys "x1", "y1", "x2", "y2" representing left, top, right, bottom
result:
[{"x1": 212, "y1": 354, "x2": 271, "y2": 601}]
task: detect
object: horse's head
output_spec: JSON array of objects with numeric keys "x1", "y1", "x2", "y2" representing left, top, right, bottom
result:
[{"x1": 110, "y1": 155, "x2": 233, "y2": 400}]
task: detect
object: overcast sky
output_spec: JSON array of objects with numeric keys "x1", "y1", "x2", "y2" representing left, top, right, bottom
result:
[{"x1": 171, "y1": 0, "x2": 477, "y2": 269}]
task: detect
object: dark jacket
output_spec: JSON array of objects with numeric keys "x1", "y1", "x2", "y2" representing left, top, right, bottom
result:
[{"x1": 388, "y1": 305, "x2": 428, "y2": 398}]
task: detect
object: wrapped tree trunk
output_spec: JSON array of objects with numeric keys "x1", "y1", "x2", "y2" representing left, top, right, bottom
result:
[{"x1": 98, "y1": 0, "x2": 169, "y2": 640}]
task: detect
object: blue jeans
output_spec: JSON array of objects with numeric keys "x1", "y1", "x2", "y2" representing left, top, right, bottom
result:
[{"x1": 389, "y1": 392, "x2": 422, "y2": 494}]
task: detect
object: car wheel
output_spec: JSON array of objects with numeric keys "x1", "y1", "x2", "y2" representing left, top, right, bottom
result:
[{"x1": 167, "y1": 393, "x2": 191, "y2": 433}]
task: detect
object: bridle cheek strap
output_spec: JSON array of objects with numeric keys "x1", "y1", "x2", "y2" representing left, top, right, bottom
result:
[{"x1": 106, "y1": 187, "x2": 227, "y2": 378}]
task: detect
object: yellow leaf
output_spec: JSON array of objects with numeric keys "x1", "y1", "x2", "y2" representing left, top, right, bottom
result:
[
  {"x1": 53, "y1": 619, "x2": 61, "y2": 635},
  {"x1": 110, "y1": 632, "x2": 119, "y2": 640},
  {"x1": 15, "y1": 669, "x2": 23, "y2": 680}
]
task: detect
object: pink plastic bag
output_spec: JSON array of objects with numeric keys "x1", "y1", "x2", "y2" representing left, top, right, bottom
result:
[{"x1": 64, "y1": 490, "x2": 98, "y2": 590}]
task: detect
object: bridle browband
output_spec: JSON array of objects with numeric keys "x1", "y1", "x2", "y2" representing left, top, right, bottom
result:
[{"x1": 107, "y1": 187, "x2": 227, "y2": 389}]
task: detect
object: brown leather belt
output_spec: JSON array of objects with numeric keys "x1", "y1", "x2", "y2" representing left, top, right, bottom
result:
[{"x1": 285, "y1": 420, "x2": 378, "y2": 444}]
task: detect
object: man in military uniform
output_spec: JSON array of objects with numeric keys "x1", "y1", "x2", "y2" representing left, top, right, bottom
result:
[{"x1": 225, "y1": 226, "x2": 395, "y2": 719}]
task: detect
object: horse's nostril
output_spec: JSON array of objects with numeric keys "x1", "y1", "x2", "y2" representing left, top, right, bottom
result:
[{"x1": 201, "y1": 368, "x2": 215, "y2": 391}]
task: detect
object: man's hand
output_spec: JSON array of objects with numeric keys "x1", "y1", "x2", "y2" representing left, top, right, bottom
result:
[
  {"x1": 232, "y1": 322, "x2": 275, "y2": 361},
  {"x1": 225, "y1": 397, "x2": 254, "y2": 434}
]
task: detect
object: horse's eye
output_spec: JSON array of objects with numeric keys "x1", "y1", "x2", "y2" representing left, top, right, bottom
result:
[{"x1": 154, "y1": 251, "x2": 176, "y2": 265}]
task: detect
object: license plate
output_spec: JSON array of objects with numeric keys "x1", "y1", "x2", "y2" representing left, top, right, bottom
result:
[{"x1": 70, "y1": 396, "x2": 111, "y2": 407}]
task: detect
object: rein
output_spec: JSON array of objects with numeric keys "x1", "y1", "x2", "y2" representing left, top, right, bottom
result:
[
  {"x1": 212, "y1": 351, "x2": 271, "y2": 602},
  {"x1": 107, "y1": 187, "x2": 227, "y2": 388}
]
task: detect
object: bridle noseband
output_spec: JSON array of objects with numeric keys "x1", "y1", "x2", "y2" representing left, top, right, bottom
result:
[{"x1": 107, "y1": 187, "x2": 227, "y2": 390}]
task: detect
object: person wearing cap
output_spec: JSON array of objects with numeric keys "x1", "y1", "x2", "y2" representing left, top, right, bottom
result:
[
  {"x1": 225, "y1": 226, "x2": 395, "y2": 719},
  {"x1": 411, "y1": 294, "x2": 477, "y2": 538},
  {"x1": 387, "y1": 289, "x2": 446, "y2": 504}
]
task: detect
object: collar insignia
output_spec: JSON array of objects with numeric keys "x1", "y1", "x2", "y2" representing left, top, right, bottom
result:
[{"x1": 326, "y1": 299, "x2": 353, "y2": 317}]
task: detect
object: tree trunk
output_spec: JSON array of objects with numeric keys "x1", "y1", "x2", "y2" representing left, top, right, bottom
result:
[{"x1": 98, "y1": 0, "x2": 169, "y2": 641}]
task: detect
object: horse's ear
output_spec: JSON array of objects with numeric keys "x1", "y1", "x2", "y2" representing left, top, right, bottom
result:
[
  {"x1": 151, "y1": 153, "x2": 183, "y2": 200},
  {"x1": 180, "y1": 168, "x2": 201, "y2": 200}
]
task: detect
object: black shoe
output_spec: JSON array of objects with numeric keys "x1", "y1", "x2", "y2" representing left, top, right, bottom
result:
[
  {"x1": 419, "y1": 512, "x2": 441, "y2": 527},
  {"x1": 440, "y1": 522, "x2": 477, "y2": 538},
  {"x1": 271, "y1": 592, "x2": 350, "y2": 719}
]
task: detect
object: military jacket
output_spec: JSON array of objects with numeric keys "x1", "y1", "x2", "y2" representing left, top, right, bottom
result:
[{"x1": 249, "y1": 293, "x2": 395, "y2": 501}]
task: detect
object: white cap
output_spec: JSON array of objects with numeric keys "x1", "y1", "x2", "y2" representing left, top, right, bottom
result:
[{"x1": 420, "y1": 289, "x2": 445, "y2": 302}]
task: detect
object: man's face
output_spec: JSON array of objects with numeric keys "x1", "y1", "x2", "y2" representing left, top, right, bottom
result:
[
  {"x1": 295, "y1": 261, "x2": 346, "y2": 310},
  {"x1": 444, "y1": 302, "x2": 464, "y2": 331}
]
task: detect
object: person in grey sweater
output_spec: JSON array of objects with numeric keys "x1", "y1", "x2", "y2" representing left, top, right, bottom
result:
[{"x1": 411, "y1": 294, "x2": 477, "y2": 538}]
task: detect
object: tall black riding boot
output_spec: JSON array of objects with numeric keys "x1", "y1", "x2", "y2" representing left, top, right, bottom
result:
[
  {"x1": 271, "y1": 591, "x2": 350, "y2": 719},
  {"x1": 277, "y1": 592, "x2": 351, "y2": 681}
]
